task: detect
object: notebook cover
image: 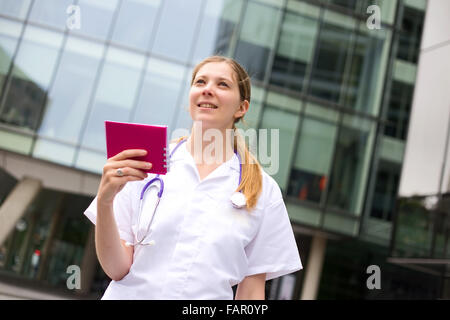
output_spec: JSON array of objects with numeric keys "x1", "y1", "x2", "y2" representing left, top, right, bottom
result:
[{"x1": 105, "y1": 120, "x2": 168, "y2": 175}]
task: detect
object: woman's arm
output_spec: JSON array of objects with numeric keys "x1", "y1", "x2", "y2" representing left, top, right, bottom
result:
[{"x1": 235, "y1": 273, "x2": 266, "y2": 300}]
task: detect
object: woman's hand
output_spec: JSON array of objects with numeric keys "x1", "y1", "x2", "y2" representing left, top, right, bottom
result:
[{"x1": 97, "y1": 149, "x2": 152, "y2": 206}]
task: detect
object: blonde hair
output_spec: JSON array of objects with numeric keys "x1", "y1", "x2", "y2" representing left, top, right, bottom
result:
[{"x1": 175, "y1": 56, "x2": 263, "y2": 211}]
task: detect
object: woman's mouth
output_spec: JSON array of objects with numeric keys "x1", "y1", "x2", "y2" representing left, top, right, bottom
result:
[{"x1": 197, "y1": 103, "x2": 218, "y2": 109}]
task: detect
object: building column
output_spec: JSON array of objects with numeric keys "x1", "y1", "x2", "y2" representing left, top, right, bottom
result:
[
  {"x1": 78, "y1": 225, "x2": 97, "y2": 296},
  {"x1": 0, "y1": 177, "x2": 42, "y2": 246},
  {"x1": 300, "y1": 233, "x2": 327, "y2": 300}
]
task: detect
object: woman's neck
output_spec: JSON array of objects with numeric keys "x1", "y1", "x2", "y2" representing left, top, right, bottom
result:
[{"x1": 186, "y1": 123, "x2": 235, "y2": 166}]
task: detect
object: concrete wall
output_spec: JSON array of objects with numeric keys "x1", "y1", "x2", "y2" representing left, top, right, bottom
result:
[
  {"x1": 0, "y1": 149, "x2": 100, "y2": 197},
  {"x1": 399, "y1": 0, "x2": 450, "y2": 197}
]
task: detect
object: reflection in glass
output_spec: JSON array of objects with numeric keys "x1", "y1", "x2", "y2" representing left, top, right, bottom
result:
[
  {"x1": 1, "y1": 190, "x2": 58, "y2": 279},
  {"x1": 132, "y1": 58, "x2": 185, "y2": 127},
  {"x1": 384, "y1": 80, "x2": 413, "y2": 140},
  {"x1": 0, "y1": 19, "x2": 22, "y2": 96},
  {"x1": 69, "y1": 0, "x2": 119, "y2": 40},
  {"x1": 326, "y1": 115, "x2": 375, "y2": 215},
  {"x1": 192, "y1": 0, "x2": 243, "y2": 63},
  {"x1": 288, "y1": 118, "x2": 337, "y2": 204},
  {"x1": 309, "y1": 18, "x2": 354, "y2": 104},
  {"x1": 0, "y1": 26, "x2": 64, "y2": 131},
  {"x1": 151, "y1": 0, "x2": 202, "y2": 63},
  {"x1": 43, "y1": 193, "x2": 92, "y2": 289},
  {"x1": 80, "y1": 47, "x2": 145, "y2": 151},
  {"x1": 342, "y1": 24, "x2": 391, "y2": 116},
  {"x1": 397, "y1": 5, "x2": 425, "y2": 64},
  {"x1": 270, "y1": 11, "x2": 318, "y2": 93},
  {"x1": 37, "y1": 37, "x2": 104, "y2": 144},
  {"x1": 0, "y1": 0, "x2": 31, "y2": 20},
  {"x1": 259, "y1": 105, "x2": 299, "y2": 192},
  {"x1": 234, "y1": 1, "x2": 282, "y2": 81},
  {"x1": 110, "y1": 0, "x2": 161, "y2": 51},
  {"x1": 370, "y1": 160, "x2": 400, "y2": 221}
]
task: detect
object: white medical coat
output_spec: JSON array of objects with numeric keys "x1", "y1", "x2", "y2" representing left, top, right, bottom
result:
[{"x1": 84, "y1": 142, "x2": 302, "y2": 299}]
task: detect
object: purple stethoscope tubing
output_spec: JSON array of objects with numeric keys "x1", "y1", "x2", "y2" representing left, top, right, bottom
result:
[{"x1": 133, "y1": 138, "x2": 244, "y2": 246}]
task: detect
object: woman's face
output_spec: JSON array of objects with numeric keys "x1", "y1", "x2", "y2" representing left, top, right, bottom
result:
[{"x1": 189, "y1": 61, "x2": 248, "y2": 131}]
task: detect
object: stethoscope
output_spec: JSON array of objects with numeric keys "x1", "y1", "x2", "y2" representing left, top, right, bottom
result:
[{"x1": 127, "y1": 138, "x2": 247, "y2": 246}]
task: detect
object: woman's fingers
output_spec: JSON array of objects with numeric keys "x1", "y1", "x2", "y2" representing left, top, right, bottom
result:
[
  {"x1": 108, "y1": 167, "x2": 148, "y2": 180},
  {"x1": 109, "y1": 149, "x2": 147, "y2": 161},
  {"x1": 109, "y1": 159, "x2": 152, "y2": 171}
]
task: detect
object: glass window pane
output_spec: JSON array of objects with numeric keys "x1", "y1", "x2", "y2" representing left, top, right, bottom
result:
[
  {"x1": 342, "y1": 24, "x2": 391, "y2": 116},
  {"x1": 370, "y1": 160, "x2": 401, "y2": 221},
  {"x1": 309, "y1": 11, "x2": 356, "y2": 104},
  {"x1": 171, "y1": 79, "x2": 193, "y2": 135},
  {"x1": 304, "y1": 101, "x2": 339, "y2": 123},
  {"x1": 0, "y1": 130, "x2": 33, "y2": 154},
  {"x1": 132, "y1": 58, "x2": 185, "y2": 127},
  {"x1": 110, "y1": 0, "x2": 161, "y2": 51},
  {"x1": 192, "y1": 0, "x2": 244, "y2": 63},
  {"x1": 151, "y1": 0, "x2": 202, "y2": 63},
  {"x1": 0, "y1": 0, "x2": 31, "y2": 20},
  {"x1": 69, "y1": 0, "x2": 119, "y2": 41},
  {"x1": 270, "y1": 10, "x2": 318, "y2": 92},
  {"x1": 32, "y1": 138, "x2": 76, "y2": 166},
  {"x1": 397, "y1": 4, "x2": 425, "y2": 63},
  {"x1": 37, "y1": 36, "x2": 104, "y2": 144},
  {"x1": 80, "y1": 48, "x2": 145, "y2": 151},
  {"x1": 239, "y1": 85, "x2": 264, "y2": 129},
  {"x1": 29, "y1": 0, "x2": 75, "y2": 30},
  {"x1": 327, "y1": 0, "x2": 360, "y2": 11},
  {"x1": 266, "y1": 90, "x2": 302, "y2": 114},
  {"x1": 0, "y1": 19, "x2": 23, "y2": 96},
  {"x1": 0, "y1": 25, "x2": 64, "y2": 131},
  {"x1": 75, "y1": 148, "x2": 104, "y2": 174},
  {"x1": 326, "y1": 115, "x2": 376, "y2": 215},
  {"x1": 259, "y1": 106, "x2": 299, "y2": 192},
  {"x1": 288, "y1": 118, "x2": 337, "y2": 204},
  {"x1": 234, "y1": 1, "x2": 282, "y2": 81},
  {"x1": 384, "y1": 80, "x2": 414, "y2": 140},
  {"x1": 43, "y1": 193, "x2": 92, "y2": 289}
]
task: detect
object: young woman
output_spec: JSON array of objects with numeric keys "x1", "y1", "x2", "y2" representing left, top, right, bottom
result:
[{"x1": 84, "y1": 56, "x2": 302, "y2": 299}]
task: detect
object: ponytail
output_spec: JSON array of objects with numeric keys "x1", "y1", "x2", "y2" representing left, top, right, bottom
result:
[{"x1": 233, "y1": 124, "x2": 262, "y2": 211}]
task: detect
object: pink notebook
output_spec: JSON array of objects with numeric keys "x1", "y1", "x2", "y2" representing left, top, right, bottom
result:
[{"x1": 105, "y1": 120, "x2": 168, "y2": 175}]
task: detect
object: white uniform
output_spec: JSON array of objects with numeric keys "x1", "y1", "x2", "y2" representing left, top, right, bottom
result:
[{"x1": 84, "y1": 142, "x2": 302, "y2": 299}]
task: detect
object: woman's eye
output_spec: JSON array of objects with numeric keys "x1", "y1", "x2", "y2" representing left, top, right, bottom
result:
[
  {"x1": 219, "y1": 82, "x2": 228, "y2": 87},
  {"x1": 196, "y1": 79, "x2": 205, "y2": 84}
]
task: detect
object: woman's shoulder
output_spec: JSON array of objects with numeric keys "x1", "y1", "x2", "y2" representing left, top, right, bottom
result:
[{"x1": 258, "y1": 169, "x2": 284, "y2": 208}]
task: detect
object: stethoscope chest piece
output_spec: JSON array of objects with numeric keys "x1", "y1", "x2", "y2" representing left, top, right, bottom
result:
[{"x1": 230, "y1": 191, "x2": 247, "y2": 209}]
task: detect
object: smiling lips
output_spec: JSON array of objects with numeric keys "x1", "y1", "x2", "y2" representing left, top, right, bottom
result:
[{"x1": 197, "y1": 103, "x2": 218, "y2": 109}]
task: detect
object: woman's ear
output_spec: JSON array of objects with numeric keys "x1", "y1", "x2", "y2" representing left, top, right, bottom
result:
[{"x1": 234, "y1": 100, "x2": 249, "y2": 119}]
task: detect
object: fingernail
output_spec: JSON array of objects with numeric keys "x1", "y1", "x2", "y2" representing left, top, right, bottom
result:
[{"x1": 146, "y1": 162, "x2": 152, "y2": 168}]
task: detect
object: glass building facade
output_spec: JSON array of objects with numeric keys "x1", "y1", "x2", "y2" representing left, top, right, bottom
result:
[{"x1": 0, "y1": 0, "x2": 439, "y2": 299}]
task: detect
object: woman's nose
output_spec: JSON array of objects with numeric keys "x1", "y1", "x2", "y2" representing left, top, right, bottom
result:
[{"x1": 202, "y1": 84, "x2": 214, "y2": 96}]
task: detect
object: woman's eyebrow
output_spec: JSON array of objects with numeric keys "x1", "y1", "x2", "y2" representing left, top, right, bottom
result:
[{"x1": 195, "y1": 74, "x2": 233, "y2": 83}]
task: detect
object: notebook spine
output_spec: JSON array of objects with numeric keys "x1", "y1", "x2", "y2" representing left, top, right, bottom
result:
[{"x1": 162, "y1": 147, "x2": 169, "y2": 170}]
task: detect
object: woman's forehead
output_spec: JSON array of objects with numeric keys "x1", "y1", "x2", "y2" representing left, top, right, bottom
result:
[{"x1": 195, "y1": 61, "x2": 236, "y2": 82}]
